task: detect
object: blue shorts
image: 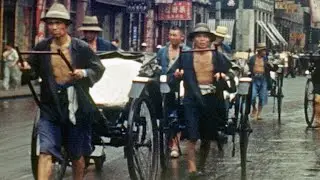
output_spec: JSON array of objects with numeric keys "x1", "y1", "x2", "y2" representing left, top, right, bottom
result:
[
  {"x1": 251, "y1": 76, "x2": 268, "y2": 106},
  {"x1": 183, "y1": 94, "x2": 227, "y2": 141},
  {"x1": 37, "y1": 113, "x2": 93, "y2": 161}
]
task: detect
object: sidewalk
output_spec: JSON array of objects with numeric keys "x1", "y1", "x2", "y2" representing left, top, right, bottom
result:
[{"x1": 0, "y1": 80, "x2": 39, "y2": 100}]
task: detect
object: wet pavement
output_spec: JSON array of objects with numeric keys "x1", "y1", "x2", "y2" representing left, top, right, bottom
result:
[{"x1": 1, "y1": 77, "x2": 320, "y2": 180}]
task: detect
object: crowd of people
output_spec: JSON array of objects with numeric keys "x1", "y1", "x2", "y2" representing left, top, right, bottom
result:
[{"x1": 7, "y1": 2, "x2": 320, "y2": 180}]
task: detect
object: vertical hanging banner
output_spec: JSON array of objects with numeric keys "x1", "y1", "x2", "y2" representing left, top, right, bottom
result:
[
  {"x1": 158, "y1": 1, "x2": 192, "y2": 21},
  {"x1": 144, "y1": 10, "x2": 154, "y2": 52},
  {"x1": 35, "y1": 0, "x2": 46, "y2": 44}
]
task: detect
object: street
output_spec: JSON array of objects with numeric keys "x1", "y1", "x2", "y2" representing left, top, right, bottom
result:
[{"x1": 1, "y1": 77, "x2": 320, "y2": 180}]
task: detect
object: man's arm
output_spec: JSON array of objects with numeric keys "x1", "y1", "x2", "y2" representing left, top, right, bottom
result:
[
  {"x1": 22, "y1": 45, "x2": 42, "y2": 80},
  {"x1": 83, "y1": 46, "x2": 105, "y2": 87},
  {"x1": 215, "y1": 51, "x2": 230, "y2": 73}
]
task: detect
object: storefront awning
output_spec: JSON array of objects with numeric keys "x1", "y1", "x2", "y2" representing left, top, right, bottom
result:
[
  {"x1": 218, "y1": 19, "x2": 235, "y2": 45},
  {"x1": 267, "y1": 23, "x2": 288, "y2": 46},
  {"x1": 96, "y1": 0, "x2": 126, "y2": 7},
  {"x1": 256, "y1": 20, "x2": 280, "y2": 46}
]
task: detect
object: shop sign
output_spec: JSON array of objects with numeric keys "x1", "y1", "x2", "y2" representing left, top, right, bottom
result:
[{"x1": 158, "y1": 1, "x2": 192, "y2": 21}]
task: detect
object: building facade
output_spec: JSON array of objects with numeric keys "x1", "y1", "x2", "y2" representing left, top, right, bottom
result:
[
  {"x1": 0, "y1": 0, "x2": 36, "y2": 79},
  {"x1": 274, "y1": 1, "x2": 306, "y2": 51},
  {"x1": 154, "y1": 0, "x2": 211, "y2": 48},
  {"x1": 90, "y1": 0, "x2": 129, "y2": 49},
  {"x1": 209, "y1": 0, "x2": 288, "y2": 51}
]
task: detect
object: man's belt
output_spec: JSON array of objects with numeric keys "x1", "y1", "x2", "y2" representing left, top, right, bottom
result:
[
  {"x1": 253, "y1": 72, "x2": 265, "y2": 77},
  {"x1": 199, "y1": 84, "x2": 216, "y2": 95}
]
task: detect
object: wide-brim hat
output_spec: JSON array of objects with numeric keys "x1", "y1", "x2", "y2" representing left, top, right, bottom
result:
[
  {"x1": 41, "y1": 3, "x2": 71, "y2": 24},
  {"x1": 256, "y1": 42, "x2": 267, "y2": 51},
  {"x1": 78, "y1": 16, "x2": 102, "y2": 31},
  {"x1": 188, "y1": 23, "x2": 215, "y2": 42},
  {"x1": 213, "y1": 26, "x2": 230, "y2": 38}
]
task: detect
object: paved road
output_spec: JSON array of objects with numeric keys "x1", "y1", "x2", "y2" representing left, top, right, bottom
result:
[{"x1": 1, "y1": 77, "x2": 320, "y2": 180}]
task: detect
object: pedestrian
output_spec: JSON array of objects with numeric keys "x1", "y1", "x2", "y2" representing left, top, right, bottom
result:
[
  {"x1": 18, "y1": 3, "x2": 105, "y2": 180},
  {"x1": 248, "y1": 43, "x2": 277, "y2": 120},
  {"x1": 2, "y1": 42, "x2": 21, "y2": 90},
  {"x1": 157, "y1": 25, "x2": 190, "y2": 158},
  {"x1": 212, "y1": 26, "x2": 232, "y2": 57},
  {"x1": 141, "y1": 42, "x2": 147, "y2": 52},
  {"x1": 285, "y1": 51, "x2": 296, "y2": 78},
  {"x1": 78, "y1": 15, "x2": 117, "y2": 52},
  {"x1": 179, "y1": 23, "x2": 231, "y2": 176}
]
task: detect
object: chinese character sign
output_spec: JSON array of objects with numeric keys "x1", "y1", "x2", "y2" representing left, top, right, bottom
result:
[{"x1": 158, "y1": 1, "x2": 192, "y2": 21}]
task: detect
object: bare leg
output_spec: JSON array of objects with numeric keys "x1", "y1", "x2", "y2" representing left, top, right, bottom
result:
[
  {"x1": 38, "y1": 153, "x2": 53, "y2": 180},
  {"x1": 257, "y1": 105, "x2": 263, "y2": 120},
  {"x1": 72, "y1": 156, "x2": 86, "y2": 180},
  {"x1": 199, "y1": 140, "x2": 210, "y2": 171},
  {"x1": 170, "y1": 132, "x2": 181, "y2": 158},
  {"x1": 251, "y1": 105, "x2": 257, "y2": 118},
  {"x1": 187, "y1": 140, "x2": 197, "y2": 173}
]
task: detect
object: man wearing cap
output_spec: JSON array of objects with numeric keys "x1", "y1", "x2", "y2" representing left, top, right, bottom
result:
[
  {"x1": 157, "y1": 25, "x2": 190, "y2": 158},
  {"x1": 78, "y1": 15, "x2": 117, "y2": 52},
  {"x1": 176, "y1": 23, "x2": 232, "y2": 175},
  {"x1": 141, "y1": 42, "x2": 147, "y2": 52},
  {"x1": 248, "y1": 43, "x2": 276, "y2": 120},
  {"x1": 18, "y1": 3, "x2": 105, "y2": 180},
  {"x1": 212, "y1": 26, "x2": 232, "y2": 55}
]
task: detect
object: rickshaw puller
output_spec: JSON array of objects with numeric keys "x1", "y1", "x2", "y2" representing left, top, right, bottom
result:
[
  {"x1": 157, "y1": 25, "x2": 190, "y2": 158},
  {"x1": 311, "y1": 53, "x2": 320, "y2": 127},
  {"x1": 248, "y1": 43, "x2": 277, "y2": 120},
  {"x1": 18, "y1": 3, "x2": 105, "y2": 180},
  {"x1": 177, "y1": 23, "x2": 230, "y2": 176}
]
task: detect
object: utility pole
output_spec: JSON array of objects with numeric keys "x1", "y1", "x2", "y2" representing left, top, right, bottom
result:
[
  {"x1": 236, "y1": 0, "x2": 244, "y2": 51},
  {"x1": 216, "y1": 0, "x2": 221, "y2": 26}
]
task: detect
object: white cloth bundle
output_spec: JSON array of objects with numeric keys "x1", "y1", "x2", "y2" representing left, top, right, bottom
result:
[{"x1": 67, "y1": 86, "x2": 78, "y2": 125}]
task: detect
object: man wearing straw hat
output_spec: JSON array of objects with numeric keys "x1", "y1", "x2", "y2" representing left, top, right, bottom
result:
[
  {"x1": 212, "y1": 26, "x2": 232, "y2": 55},
  {"x1": 248, "y1": 43, "x2": 276, "y2": 120},
  {"x1": 176, "y1": 23, "x2": 232, "y2": 176},
  {"x1": 78, "y1": 15, "x2": 117, "y2": 52},
  {"x1": 18, "y1": 3, "x2": 105, "y2": 180}
]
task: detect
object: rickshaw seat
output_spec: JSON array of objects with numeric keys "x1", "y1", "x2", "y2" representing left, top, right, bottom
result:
[{"x1": 90, "y1": 58, "x2": 142, "y2": 109}]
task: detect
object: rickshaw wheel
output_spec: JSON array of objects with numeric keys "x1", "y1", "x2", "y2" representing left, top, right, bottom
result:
[
  {"x1": 237, "y1": 95, "x2": 251, "y2": 179},
  {"x1": 304, "y1": 79, "x2": 315, "y2": 127},
  {"x1": 126, "y1": 97, "x2": 159, "y2": 180},
  {"x1": 159, "y1": 94, "x2": 172, "y2": 172},
  {"x1": 277, "y1": 85, "x2": 283, "y2": 124},
  {"x1": 30, "y1": 109, "x2": 67, "y2": 180}
]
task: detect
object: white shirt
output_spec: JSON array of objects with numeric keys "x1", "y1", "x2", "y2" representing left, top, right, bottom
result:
[{"x1": 3, "y1": 49, "x2": 19, "y2": 66}]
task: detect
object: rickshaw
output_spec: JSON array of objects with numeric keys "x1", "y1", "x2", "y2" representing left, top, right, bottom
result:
[
  {"x1": 147, "y1": 48, "x2": 254, "y2": 178},
  {"x1": 233, "y1": 50, "x2": 283, "y2": 123},
  {"x1": 17, "y1": 49, "x2": 160, "y2": 180},
  {"x1": 302, "y1": 52, "x2": 320, "y2": 128}
]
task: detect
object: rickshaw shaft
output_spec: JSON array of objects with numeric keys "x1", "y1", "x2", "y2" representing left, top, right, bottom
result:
[
  {"x1": 181, "y1": 48, "x2": 216, "y2": 53},
  {"x1": 19, "y1": 51, "x2": 60, "y2": 55}
]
